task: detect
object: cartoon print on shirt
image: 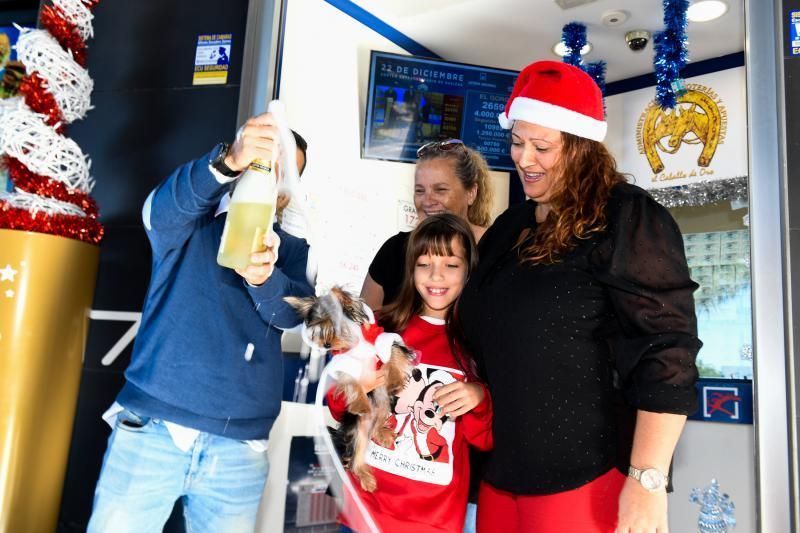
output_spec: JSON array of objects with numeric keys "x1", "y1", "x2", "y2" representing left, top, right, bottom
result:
[
  {"x1": 409, "y1": 369, "x2": 455, "y2": 463},
  {"x1": 382, "y1": 367, "x2": 425, "y2": 449},
  {"x1": 367, "y1": 363, "x2": 462, "y2": 485},
  {"x1": 393, "y1": 367, "x2": 426, "y2": 419}
]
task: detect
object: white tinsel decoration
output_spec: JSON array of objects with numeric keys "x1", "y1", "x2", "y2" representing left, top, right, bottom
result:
[
  {"x1": 53, "y1": 0, "x2": 95, "y2": 41},
  {"x1": 0, "y1": 95, "x2": 22, "y2": 118},
  {"x1": 740, "y1": 343, "x2": 753, "y2": 361},
  {"x1": 0, "y1": 104, "x2": 92, "y2": 192},
  {"x1": 648, "y1": 177, "x2": 748, "y2": 209},
  {"x1": 1, "y1": 188, "x2": 87, "y2": 217},
  {"x1": 16, "y1": 29, "x2": 93, "y2": 123}
]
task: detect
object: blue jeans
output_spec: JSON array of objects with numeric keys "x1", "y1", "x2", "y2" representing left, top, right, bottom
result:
[
  {"x1": 463, "y1": 502, "x2": 477, "y2": 533},
  {"x1": 87, "y1": 409, "x2": 269, "y2": 533}
]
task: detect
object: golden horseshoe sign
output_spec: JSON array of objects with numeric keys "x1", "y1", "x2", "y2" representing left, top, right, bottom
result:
[{"x1": 638, "y1": 85, "x2": 725, "y2": 174}]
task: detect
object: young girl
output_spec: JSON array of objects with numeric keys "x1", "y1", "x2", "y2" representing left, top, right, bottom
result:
[{"x1": 329, "y1": 213, "x2": 493, "y2": 533}]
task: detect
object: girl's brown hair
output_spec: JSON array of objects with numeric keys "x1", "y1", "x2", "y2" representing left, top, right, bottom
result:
[
  {"x1": 379, "y1": 214, "x2": 480, "y2": 379},
  {"x1": 516, "y1": 132, "x2": 626, "y2": 264},
  {"x1": 417, "y1": 144, "x2": 494, "y2": 227}
]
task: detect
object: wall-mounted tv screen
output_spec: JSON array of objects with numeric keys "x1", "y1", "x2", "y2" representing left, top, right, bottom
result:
[{"x1": 363, "y1": 51, "x2": 519, "y2": 171}]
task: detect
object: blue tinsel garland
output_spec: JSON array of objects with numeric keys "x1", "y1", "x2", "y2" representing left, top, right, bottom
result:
[
  {"x1": 560, "y1": 22, "x2": 607, "y2": 98},
  {"x1": 561, "y1": 22, "x2": 586, "y2": 68},
  {"x1": 584, "y1": 61, "x2": 607, "y2": 96},
  {"x1": 653, "y1": 0, "x2": 689, "y2": 109}
]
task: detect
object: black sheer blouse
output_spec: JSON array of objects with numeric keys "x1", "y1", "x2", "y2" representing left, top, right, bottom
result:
[{"x1": 457, "y1": 182, "x2": 701, "y2": 494}]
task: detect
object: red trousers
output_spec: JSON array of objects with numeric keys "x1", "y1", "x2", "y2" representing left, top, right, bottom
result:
[{"x1": 476, "y1": 468, "x2": 626, "y2": 533}]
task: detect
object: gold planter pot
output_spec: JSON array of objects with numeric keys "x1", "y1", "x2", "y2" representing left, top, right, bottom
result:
[{"x1": 0, "y1": 229, "x2": 100, "y2": 533}]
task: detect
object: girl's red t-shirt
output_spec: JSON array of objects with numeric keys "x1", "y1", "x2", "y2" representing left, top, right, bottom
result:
[{"x1": 327, "y1": 315, "x2": 493, "y2": 533}]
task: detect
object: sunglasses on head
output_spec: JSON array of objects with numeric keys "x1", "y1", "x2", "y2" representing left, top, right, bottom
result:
[{"x1": 416, "y1": 139, "x2": 465, "y2": 158}]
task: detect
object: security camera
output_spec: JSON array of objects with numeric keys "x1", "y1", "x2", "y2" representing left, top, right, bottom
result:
[{"x1": 625, "y1": 30, "x2": 651, "y2": 52}]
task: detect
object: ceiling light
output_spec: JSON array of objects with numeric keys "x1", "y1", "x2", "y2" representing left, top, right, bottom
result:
[
  {"x1": 687, "y1": 1, "x2": 728, "y2": 22},
  {"x1": 601, "y1": 10, "x2": 629, "y2": 27},
  {"x1": 554, "y1": 0, "x2": 598, "y2": 9},
  {"x1": 552, "y1": 41, "x2": 592, "y2": 57}
]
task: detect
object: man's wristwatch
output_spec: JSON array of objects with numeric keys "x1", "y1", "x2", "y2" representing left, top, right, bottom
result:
[
  {"x1": 628, "y1": 466, "x2": 669, "y2": 492},
  {"x1": 210, "y1": 142, "x2": 240, "y2": 177}
]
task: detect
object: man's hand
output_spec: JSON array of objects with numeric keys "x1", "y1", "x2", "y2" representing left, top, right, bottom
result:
[
  {"x1": 235, "y1": 231, "x2": 280, "y2": 286},
  {"x1": 225, "y1": 112, "x2": 279, "y2": 172}
]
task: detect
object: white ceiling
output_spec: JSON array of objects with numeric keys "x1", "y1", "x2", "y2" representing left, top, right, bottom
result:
[{"x1": 351, "y1": 0, "x2": 744, "y2": 82}]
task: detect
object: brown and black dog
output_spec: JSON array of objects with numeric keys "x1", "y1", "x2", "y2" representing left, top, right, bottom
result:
[{"x1": 285, "y1": 286, "x2": 415, "y2": 492}]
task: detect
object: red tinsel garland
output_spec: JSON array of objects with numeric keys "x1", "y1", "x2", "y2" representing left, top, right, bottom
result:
[
  {"x1": 0, "y1": 202, "x2": 104, "y2": 244},
  {"x1": 5, "y1": 156, "x2": 98, "y2": 217},
  {"x1": 40, "y1": 5, "x2": 87, "y2": 67},
  {"x1": 18, "y1": 73, "x2": 64, "y2": 131},
  {"x1": 0, "y1": 0, "x2": 104, "y2": 245}
]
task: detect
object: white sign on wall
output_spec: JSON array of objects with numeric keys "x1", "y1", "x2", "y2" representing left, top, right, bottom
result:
[
  {"x1": 618, "y1": 67, "x2": 747, "y2": 189},
  {"x1": 297, "y1": 172, "x2": 400, "y2": 294},
  {"x1": 397, "y1": 200, "x2": 418, "y2": 232}
]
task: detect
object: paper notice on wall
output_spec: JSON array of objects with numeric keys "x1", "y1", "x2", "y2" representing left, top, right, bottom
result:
[
  {"x1": 193, "y1": 33, "x2": 232, "y2": 85},
  {"x1": 397, "y1": 200, "x2": 418, "y2": 232},
  {"x1": 301, "y1": 174, "x2": 394, "y2": 294}
]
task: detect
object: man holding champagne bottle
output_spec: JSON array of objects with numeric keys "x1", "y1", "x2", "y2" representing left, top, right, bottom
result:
[{"x1": 87, "y1": 111, "x2": 314, "y2": 533}]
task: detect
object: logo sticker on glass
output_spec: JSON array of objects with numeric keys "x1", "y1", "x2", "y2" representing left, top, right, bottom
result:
[{"x1": 689, "y1": 379, "x2": 753, "y2": 425}]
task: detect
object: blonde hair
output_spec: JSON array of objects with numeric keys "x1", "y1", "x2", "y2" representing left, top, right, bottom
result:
[{"x1": 417, "y1": 144, "x2": 494, "y2": 227}]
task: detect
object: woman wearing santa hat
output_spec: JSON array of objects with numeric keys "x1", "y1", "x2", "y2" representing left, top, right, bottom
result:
[{"x1": 457, "y1": 60, "x2": 700, "y2": 532}]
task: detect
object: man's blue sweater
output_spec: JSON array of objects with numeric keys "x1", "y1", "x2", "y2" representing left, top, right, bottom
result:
[{"x1": 117, "y1": 150, "x2": 313, "y2": 440}]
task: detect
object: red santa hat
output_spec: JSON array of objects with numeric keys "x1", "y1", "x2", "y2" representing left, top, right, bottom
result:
[{"x1": 498, "y1": 60, "x2": 607, "y2": 142}]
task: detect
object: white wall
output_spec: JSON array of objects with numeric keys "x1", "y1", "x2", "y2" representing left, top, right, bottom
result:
[
  {"x1": 278, "y1": 0, "x2": 508, "y2": 293},
  {"x1": 603, "y1": 92, "x2": 625, "y2": 163}
]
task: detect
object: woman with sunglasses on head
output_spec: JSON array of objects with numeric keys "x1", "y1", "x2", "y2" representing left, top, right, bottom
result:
[
  {"x1": 457, "y1": 61, "x2": 700, "y2": 532},
  {"x1": 361, "y1": 139, "x2": 494, "y2": 311}
]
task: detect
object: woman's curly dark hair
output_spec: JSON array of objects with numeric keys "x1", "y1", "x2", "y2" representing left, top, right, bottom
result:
[{"x1": 516, "y1": 132, "x2": 626, "y2": 264}]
